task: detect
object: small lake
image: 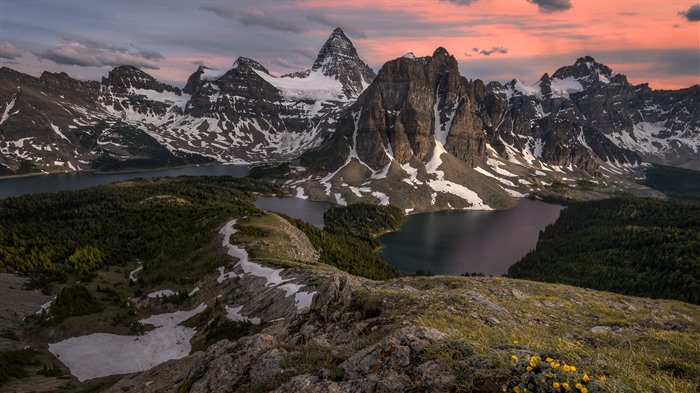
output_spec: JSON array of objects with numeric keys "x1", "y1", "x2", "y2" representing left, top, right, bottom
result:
[
  {"x1": 0, "y1": 164, "x2": 249, "y2": 199},
  {"x1": 253, "y1": 196, "x2": 335, "y2": 228},
  {"x1": 378, "y1": 199, "x2": 564, "y2": 276}
]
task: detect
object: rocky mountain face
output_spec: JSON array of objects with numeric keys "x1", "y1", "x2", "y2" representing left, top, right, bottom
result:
[
  {"x1": 292, "y1": 51, "x2": 698, "y2": 211},
  {"x1": 0, "y1": 28, "x2": 375, "y2": 174}
]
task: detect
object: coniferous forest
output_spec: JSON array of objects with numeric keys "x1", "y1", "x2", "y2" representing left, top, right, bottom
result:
[{"x1": 506, "y1": 196, "x2": 700, "y2": 304}]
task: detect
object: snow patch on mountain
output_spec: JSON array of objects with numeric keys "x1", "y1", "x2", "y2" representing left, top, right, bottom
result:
[{"x1": 255, "y1": 69, "x2": 346, "y2": 101}]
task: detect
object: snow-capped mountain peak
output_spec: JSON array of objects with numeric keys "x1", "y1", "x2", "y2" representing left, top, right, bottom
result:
[{"x1": 311, "y1": 27, "x2": 376, "y2": 98}]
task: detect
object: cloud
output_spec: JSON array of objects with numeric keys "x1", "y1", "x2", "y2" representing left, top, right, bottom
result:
[
  {"x1": 272, "y1": 57, "x2": 300, "y2": 69},
  {"x1": 199, "y1": 4, "x2": 236, "y2": 19},
  {"x1": 200, "y1": 4, "x2": 304, "y2": 33},
  {"x1": 1, "y1": 41, "x2": 23, "y2": 59},
  {"x1": 472, "y1": 47, "x2": 479, "y2": 52},
  {"x1": 238, "y1": 9, "x2": 305, "y2": 33},
  {"x1": 479, "y1": 47, "x2": 508, "y2": 56},
  {"x1": 306, "y1": 12, "x2": 367, "y2": 38},
  {"x1": 439, "y1": 0, "x2": 481, "y2": 5},
  {"x1": 292, "y1": 47, "x2": 318, "y2": 60},
  {"x1": 35, "y1": 39, "x2": 163, "y2": 69},
  {"x1": 526, "y1": 0, "x2": 573, "y2": 13},
  {"x1": 679, "y1": 4, "x2": 700, "y2": 22}
]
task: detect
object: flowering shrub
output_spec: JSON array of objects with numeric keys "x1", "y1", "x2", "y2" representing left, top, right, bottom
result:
[{"x1": 503, "y1": 354, "x2": 609, "y2": 393}]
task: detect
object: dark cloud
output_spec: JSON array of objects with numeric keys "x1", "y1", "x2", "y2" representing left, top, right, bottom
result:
[
  {"x1": 306, "y1": 13, "x2": 367, "y2": 38},
  {"x1": 439, "y1": 0, "x2": 481, "y2": 5},
  {"x1": 479, "y1": 47, "x2": 508, "y2": 56},
  {"x1": 1, "y1": 41, "x2": 23, "y2": 59},
  {"x1": 133, "y1": 48, "x2": 165, "y2": 61},
  {"x1": 673, "y1": 24, "x2": 681, "y2": 28},
  {"x1": 35, "y1": 39, "x2": 163, "y2": 69},
  {"x1": 200, "y1": 4, "x2": 305, "y2": 33},
  {"x1": 239, "y1": 9, "x2": 305, "y2": 33},
  {"x1": 463, "y1": 52, "x2": 473, "y2": 57},
  {"x1": 526, "y1": 0, "x2": 573, "y2": 13},
  {"x1": 199, "y1": 4, "x2": 236, "y2": 19},
  {"x1": 191, "y1": 60, "x2": 206, "y2": 66},
  {"x1": 679, "y1": 4, "x2": 700, "y2": 22},
  {"x1": 472, "y1": 47, "x2": 479, "y2": 52},
  {"x1": 292, "y1": 47, "x2": 318, "y2": 60},
  {"x1": 272, "y1": 57, "x2": 301, "y2": 69}
]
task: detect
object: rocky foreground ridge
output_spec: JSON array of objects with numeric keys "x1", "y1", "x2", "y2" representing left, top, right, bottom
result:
[
  {"x1": 83, "y1": 214, "x2": 700, "y2": 393},
  {"x1": 2, "y1": 210, "x2": 698, "y2": 393}
]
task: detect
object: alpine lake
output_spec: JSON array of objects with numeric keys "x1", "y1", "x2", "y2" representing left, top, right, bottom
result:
[{"x1": 1, "y1": 165, "x2": 562, "y2": 276}]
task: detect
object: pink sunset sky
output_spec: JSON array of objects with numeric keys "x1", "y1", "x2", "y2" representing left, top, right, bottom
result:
[{"x1": 1, "y1": 0, "x2": 698, "y2": 90}]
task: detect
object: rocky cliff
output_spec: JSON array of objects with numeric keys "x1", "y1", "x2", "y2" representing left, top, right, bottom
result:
[{"x1": 291, "y1": 51, "x2": 698, "y2": 211}]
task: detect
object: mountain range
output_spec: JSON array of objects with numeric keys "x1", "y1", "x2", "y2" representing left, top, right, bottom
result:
[{"x1": 1, "y1": 28, "x2": 698, "y2": 209}]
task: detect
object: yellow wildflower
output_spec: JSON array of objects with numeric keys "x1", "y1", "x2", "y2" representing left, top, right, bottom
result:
[
  {"x1": 514, "y1": 386, "x2": 520, "y2": 393},
  {"x1": 502, "y1": 388, "x2": 506, "y2": 392},
  {"x1": 600, "y1": 375, "x2": 607, "y2": 381},
  {"x1": 575, "y1": 383, "x2": 583, "y2": 390},
  {"x1": 581, "y1": 388, "x2": 588, "y2": 393},
  {"x1": 562, "y1": 382, "x2": 570, "y2": 389},
  {"x1": 513, "y1": 340, "x2": 519, "y2": 344},
  {"x1": 530, "y1": 357, "x2": 538, "y2": 367},
  {"x1": 582, "y1": 373, "x2": 589, "y2": 382},
  {"x1": 511, "y1": 355, "x2": 518, "y2": 361},
  {"x1": 553, "y1": 382, "x2": 560, "y2": 389},
  {"x1": 526, "y1": 366, "x2": 532, "y2": 372},
  {"x1": 570, "y1": 366, "x2": 576, "y2": 372},
  {"x1": 563, "y1": 365, "x2": 571, "y2": 372},
  {"x1": 553, "y1": 363, "x2": 561, "y2": 369},
  {"x1": 546, "y1": 357, "x2": 553, "y2": 362}
]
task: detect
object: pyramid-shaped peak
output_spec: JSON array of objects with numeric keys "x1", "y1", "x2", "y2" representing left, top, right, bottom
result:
[
  {"x1": 312, "y1": 28, "x2": 358, "y2": 71},
  {"x1": 311, "y1": 28, "x2": 376, "y2": 98}
]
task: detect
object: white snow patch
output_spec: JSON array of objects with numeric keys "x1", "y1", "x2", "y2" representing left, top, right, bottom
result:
[
  {"x1": 225, "y1": 305, "x2": 261, "y2": 324},
  {"x1": 371, "y1": 191, "x2": 390, "y2": 205},
  {"x1": 188, "y1": 287, "x2": 200, "y2": 297},
  {"x1": 0, "y1": 95, "x2": 18, "y2": 126},
  {"x1": 36, "y1": 297, "x2": 56, "y2": 315},
  {"x1": 129, "y1": 265, "x2": 143, "y2": 283},
  {"x1": 550, "y1": 77, "x2": 584, "y2": 98},
  {"x1": 425, "y1": 137, "x2": 490, "y2": 210},
  {"x1": 50, "y1": 123, "x2": 70, "y2": 141},
  {"x1": 131, "y1": 88, "x2": 190, "y2": 109},
  {"x1": 216, "y1": 266, "x2": 239, "y2": 283},
  {"x1": 147, "y1": 289, "x2": 176, "y2": 299},
  {"x1": 334, "y1": 193, "x2": 347, "y2": 206},
  {"x1": 218, "y1": 219, "x2": 316, "y2": 310},
  {"x1": 49, "y1": 304, "x2": 206, "y2": 382},
  {"x1": 255, "y1": 69, "x2": 345, "y2": 101},
  {"x1": 295, "y1": 186, "x2": 308, "y2": 200}
]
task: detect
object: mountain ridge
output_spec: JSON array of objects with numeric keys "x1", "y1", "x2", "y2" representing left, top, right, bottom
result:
[{"x1": 1, "y1": 29, "x2": 698, "y2": 210}]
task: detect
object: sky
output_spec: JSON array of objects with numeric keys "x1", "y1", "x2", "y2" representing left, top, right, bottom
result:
[{"x1": 1, "y1": 0, "x2": 698, "y2": 90}]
